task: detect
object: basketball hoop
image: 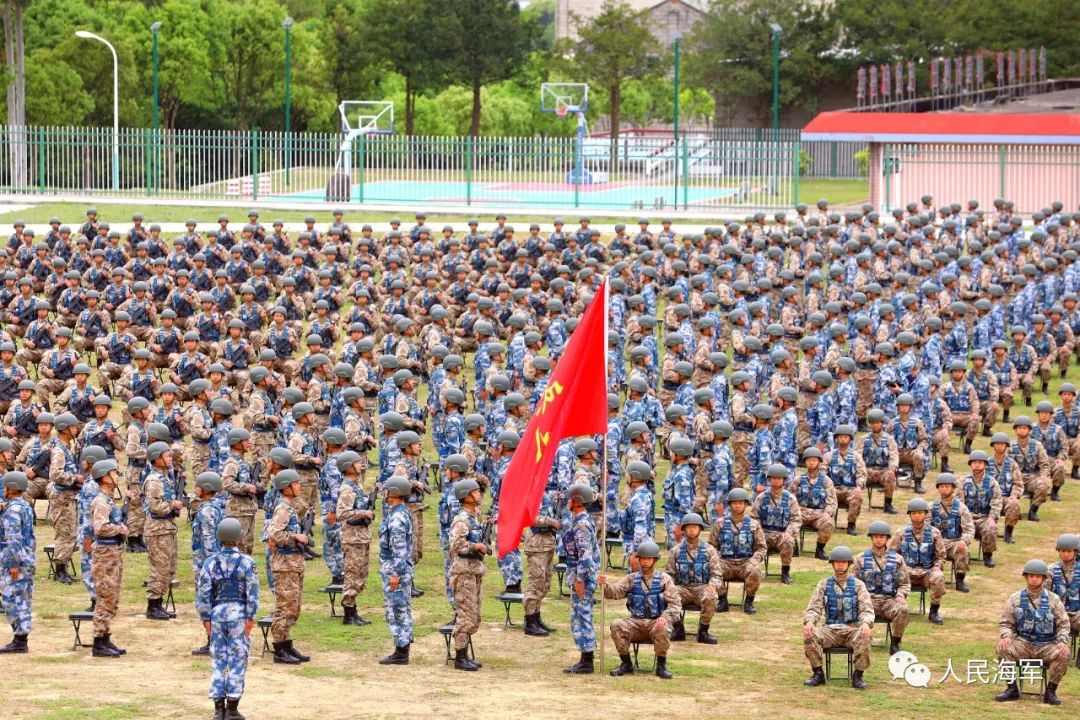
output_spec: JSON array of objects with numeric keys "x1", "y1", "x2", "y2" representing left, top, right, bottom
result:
[{"x1": 555, "y1": 103, "x2": 570, "y2": 119}]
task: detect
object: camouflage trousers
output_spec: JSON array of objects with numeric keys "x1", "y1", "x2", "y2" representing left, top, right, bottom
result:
[
  {"x1": 855, "y1": 371, "x2": 875, "y2": 419},
  {"x1": 764, "y1": 529, "x2": 797, "y2": 564},
  {"x1": 1, "y1": 573, "x2": 33, "y2": 635},
  {"x1": 719, "y1": 558, "x2": 761, "y2": 598},
  {"x1": 341, "y1": 542, "x2": 370, "y2": 608},
  {"x1": 835, "y1": 486, "x2": 864, "y2": 526},
  {"x1": 493, "y1": 524, "x2": 522, "y2": 586},
  {"x1": 92, "y1": 544, "x2": 123, "y2": 637},
  {"x1": 977, "y1": 399, "x2": 999, "y2": 429},
  {"x1": 380, "y1": 568, "x2": 413, "y2": 648},
  {"x1": 48, "y1": 491, "x2": 78, "y2": 564},
  {"x1": 973, "y1": 514, "x2": 998, "y2": 554},
  {"x1": 804, "y1": 624, "x2": 870, "y2": 671},
  {"x1": 570, "y1": 580, "x2": 596, "y2": 651},
  {"x1": 1049, "y1": 456, "x2": 1067, "y2": 491},
  {"x1": 871, "y1": 594, "x2": 909, "y2": 638},
  {"x1": 209, "y1": 608, "x2": 249, "y2": 700},
  {"x1": 1022, "y1": 472, "x2": 1050, "y2": 508},
  {"x1": 146, "y1": 532, "x2": 178, "y2": 600},
  {"x1": 126, "y1": 468, "x2": 146, "y2": 537},
  {"x1": 407, "y1": 504, "x2": 425, "y2": 563},
  {"x1": 998, "y1": 637, "x2": 1071, "y2": 684},
  {"x1": 322, "y1": 517, "x2": 343, "y2": 578},
  {"x1": 523, "y1": 547, "x2": 554, "y2": 615},
  {"x1": 898, "y1": 448, "x2": 926, "y2": 481},
  {"x1": 909, "y1": 567, "x2": 946, "y2": 604},
  {"x1": 952, "y1": 412, "x2": 979, "y2": 442},
  {"x1": 611, "y1": 616, "x2": 671, "y2": 657},
  {"x1": 1002, "y1": 495, "x2": 1022, "y2": 527},
  {"x1": 732, "y1": 433, "x2": 752, "y2": 487},
  {"x1": 866, "y1": 468, "x2": 896, "y2": 498},
  {"x1": 81, "y1": 545, "x2": 95, "y2": 598},
  {"x1": 270, "y1": 569, "x2": 303, "y2": 643},
  {"x1": 676, "y1": 583, "x2": 719, "y2": 624},
  {"x1": 801, "y1": 508, "x2": 835, "y2": 545},
  {"x1": 450, "y1": 571, "x2": 483, "y2": 651},
  {"x1": 190, "y1": 444, "x2": 211, "y2": 480},
  {"x1": 36, "y1": 377, "x2": 66, "y2": 408},
  {"x1": 943, "y1": 537, "x2": 971, "y2": 574},
  {"x1": 230, "y1": 514, "x2": 256, "y2": 557}
]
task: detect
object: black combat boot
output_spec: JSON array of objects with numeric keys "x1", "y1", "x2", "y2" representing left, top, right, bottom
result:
[
  {"x1": 378, "y1": 644, "x2": 410, "y2": 665},
  {"x1": 1050, "y1": 487, "x2": 1061, "y2": 501},
  {"x1": 342, "y1": 605, "x2": 366, "y2": 627},
  {"x1": 889, "y1": 636, "x2": 901, "y2": 656},
  {"x1": 939, "y1": 459, "x2": 952, "y2": 474},
  {"x1": 213, "y1": 698, "x2": 225, "y2": 720},
  {"x1": 716, "y1": 596, "x2": 729, "y2": 613},
  {"x1": 1073, "y1": 466, "x2": 1079, "y2": 480},
  {"x1": 655, "y1": 655, "x2": 673, "y2": 679},
  {"x1": 272, "y1": 641, "x2": 300, "y2": 664},
  {"x1": 92, "y1": 636, "x2": 120, "y2": 658},
  {"x1": 781, "y1": 566, "x2": 793, "y2": 584},
  {"x1": 410, "y1": 586, "x2": 424, "y2": 597},
  {"x1": 609, "y1": 654, "x2": 634, "y2": 676},
  {"x1": 981, "y1": 425, "x2": 992, "y2": 437},
  {"x1": 743, "y1": 596, "x2": 757, "y2": 615},
  {"x1": 1002, "y1": 408, "x2": 1010, "y2": 423},
  {"x1": 1028, "y1": 507, "x2": 1040, "y2": 522},
  {"x1": 928, "y1": 604, "x2": 943, "y2": 624},
  {"x1": 983, "y1": 552, "x2": 995, "y2": 568},
  {"x1": 1042, "y1": 379, "x2": 1050, "y2": 394},
  {"x1": 995, "y1": 682, "x2": 1020, "y2": 701},
  {"x1": 192, "y1": 636, "x2": 211, "y2": 655},
  {"x1": 454, "y1": 647, "x2": 480, "y2": 671},
  {"x1": 86, "y1": 598, "x2": 96, "y2": 613},
  {"x1": 962, "y1": 439, "x2": 972, "y2": 455},
  {"x1": 104, "y1": 634, "x2": 126, "y2": 655},
  {"x1": 1044, "y1": 682, "x2": 1062, "y2": 705},
  {"x1": 563, "y1": 650, "x2": 594, "y2": 674},
  {"x1": 913, "y1": 478, "x2": 925, "y2": 494},
  {"x1": 146, "y1": 598, "x2": 173, "y2": 621},
  {"x1": 127, "y1": 536, "x2": 147, "y2": 553},
  {"x1": 524, "y1": 613, "x2": 549, "y2": 637},
  {"x1": 536, "y1": 612, "x2": 555, "y2": 633},
  {"x1": 224, "y1": 698, "x2": 246, "y2": 720},
  {"x1": 697, "y1": 624, "x2": 718, "y2": 645},
  {"x1": 804, "y1": 667, "x2": 825, "y2": 686},
  {"x1": 505, "y1": 582, "x2": 522, "y2": 594},
  {"x1": 54, "y1": 563, "x2": 75, "y2": 585},
  {"x1": 851, "y1": 669, "x2": 867, "y2": 689},
  {"x1": 814, "y1": 542, "x2": 827, "y2": 561},
  {"x1": 1025, "y1": 393, "x2": 1032, "y2": 407},
  {"x1": 846, "y1": 522, "x2": 857, "y2": 536},
  {"x1": 0, "y1": 634, "x2": 27, "y2": 653},
  {"x1": 955, "y1": 573, "x2": 970, "y2": 592},
  {"x1": 670, "y1": 619, "x2": 686, "y2": 641},
  {"x1": 285, "y1": 640, "x2": 310, "y2": 662},
  {"x1": 883, "y1": 499, "x2": 898, "y2": 515},
  {"x1": 1004, "y1": 525, "x2": 1015, "y2": 543},
  {"x1": 331, "y1": 575, "x2": 344, "y2": 585}
]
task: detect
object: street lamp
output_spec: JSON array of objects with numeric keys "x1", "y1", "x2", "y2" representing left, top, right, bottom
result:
[
  {"x1": 769, "y1": 23, "x2": 782, "y2": 197},
  {"x1": 673, "y1": 32, "x2": 682, "y2": 144},
  {"x1": 75, "y1": 30, "x2": 119, "y2": 191},
  {"x1": 283, "y1": 16, "x2": 293, "y2": 187},
  {"x1": 150, "y1": 22, "x2": 161, "y2": 134}
]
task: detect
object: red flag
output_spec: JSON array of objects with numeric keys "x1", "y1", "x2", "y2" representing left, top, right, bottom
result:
[{"x1": 496, "y1": 281, "x2": 608, "y2": 558}]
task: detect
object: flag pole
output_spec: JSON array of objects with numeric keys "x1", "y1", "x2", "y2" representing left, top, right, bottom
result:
[{"x1": 598, "y1": 280, "x2": 609, "y2": 675}]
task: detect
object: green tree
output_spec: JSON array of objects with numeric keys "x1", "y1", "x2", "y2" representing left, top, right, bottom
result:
[
  {"x1": 23, "y1": 47, "x2": 92, "y2": 124},
  {"x1": 558, "y1": 0, "x2": 661, "y2": 165},
  {"x1": 447, "y1": 0, "x2": 535, "y2": 136},
  {"x1": 209, "y1": 0, "x2": 287, "y2": 130}
]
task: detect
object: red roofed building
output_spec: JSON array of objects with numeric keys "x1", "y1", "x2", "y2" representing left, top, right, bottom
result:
[{"x1": 803, "y1": 110, "x2": 1080, "y2": 214}]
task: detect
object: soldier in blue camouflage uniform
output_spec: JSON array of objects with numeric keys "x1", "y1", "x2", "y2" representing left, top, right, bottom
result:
[
  {"x1": 871, "y1": 342, "x2": 901, "y2": 419},
  {"x1": 747, "y1": 404, "x2": 776, "y2": 495},
  {"x1": 773, "y1": 387, "x2": 800, "y2": 470},
  {"x1": 706, "y1": 421, "x2": 735, "y2": 517},
  {"x1": 489, "y1": 431, "x2": 524, "y2": 592},
  {"x1": 319, "y1": 428, "x2": 346, "y2": 583},
  {"x1": 563, "y1": 483, "x2": 600, "y2": 675},
  {"x1": 0, "y1": 471, "x2": 35, "y2": 653},
  {"x1": 807, "y1": 371, "x2": 837, "y2": 452},
  {"x1": 196, "y1": 517, "x2": 259, "y2": 720},
  {"x1": 207, "y1": 399, "x2": 235, "y2": 473},
  {"x1": 77, "y1": 445, "x2": 108, "y2": 611},
  {"x1": 834, "y1": 359, "x2": 859, "y2": 429},
  {"x1": 433, "y1": 388, "x2": 466, "y2": 463},
  {"x1": 663, "y1": 438, "x2": 696, "y2": 547},
  {"x1": 190, "y1": 471, "x2": 225, "y2": 657},
  {"x1": 621, "y1": 461, "x2": 655, "y2": 558},
  {"x1": 378, "y1": 476, "x2": 415, "y2": 665}
]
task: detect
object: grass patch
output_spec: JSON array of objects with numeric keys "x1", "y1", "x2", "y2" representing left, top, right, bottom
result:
[{"x1": 32, "y1": 699, "x2": 152, "y2": 720}]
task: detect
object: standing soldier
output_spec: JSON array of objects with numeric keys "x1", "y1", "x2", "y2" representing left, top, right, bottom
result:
[
  {"x1": 522, "y1": 479, "x2": 560, "y2": 638},
  {"x1": 854, "y1": 521, "x2": 909, "y2": 656},
  {"x1": 995, "y1": 559, "x2": 1072, "y2": 705},
  {"x1": 184, "y1": 379, "x2": 214, "y2": 481},
  {"x1": 77, "y1": 446, "x2": 108, "y2": 613},
  {"x1": 709, "y1": 487, "x2": 766, "y2": 614},
  {"x1": 888, "y1": 498, "x2": 947, "y2": 625},
  {"x1": 752, "y1": 463, "x2": 802, "y2": 584},
  {"x1": 662, "y1": 438, "x2": 696, "y2": 547},
  {"x1": 190, "y1": 472, "x2": 225, "y2": 657},
  {"x1": 802, "y1": 546, "x2": 874, "y2": 690},
  {"x1": 195, "y1": 517, "x2": 259, "y2": 720},
  {"x1": 448, "y1": 478, "x2": 486, "y2": 671},
  {"x1": 143, "y1": 442, "x2": 182, "y2": 621},
  {"x1": 378, "y1": 476, "x2": 415, "y2": 666},
  {"x1": 791, "y1": 448, "x2": 837, "y2": 560},
  {"x1": 46, "y1": 413, "x2": 81, "y2": 584},
  {"x1": 124, "y1": 396, "x2": 150, "y2": 554},
  {"x1": 601, "y1": 540, "x2": 682, "y2": 679},
  {"x1": 287, "y1": 402, "x2": 323, "y2": 549},
  {"x1": 267, "y1": 470, "x2": 311, "y2": 665},
  {"x1": 665, "y1": 513, "x2": 723, "y2": 645},
  {"x1": 0, "y1": 471, "x2": 35, "y2": 653},
  {"x1": 89, "y1": 459, "x2": 127, "y2": 657},
  {"x1": 336, "y1": 451, "x2": 374, "y2": 627},
  {"x1": 221, "y1": 429, "x2": 258, "y2": 556},
  {"x1": 392, "y1": 430, "x2": 430, "y2": 578},
  {"x1": 729, "y1": 371, "x2": 754, "y2": 486},
  {"x1": 620, "y1": 461, "x2": 655, "y2": 561},
  {"x1": 988, "y1": 432, "x2": 1024, "y2": 544},
  {"x1": 1033, "y1": 401, "x2": 1068, "y2": 502},
  {"x1": 963, "y1": 451, "x2": 1002, "y2": 568},
  {"x1": 548, "y1": 481, "x2": 596, "y2": 677}
]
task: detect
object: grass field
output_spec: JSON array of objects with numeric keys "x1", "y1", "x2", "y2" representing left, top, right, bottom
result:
[
  {"x1": 6, "y1": 347, "x2": 1079, "y2": 720},
  {"x1": 0, "y1": 178, "x2": 868, "y2": 228}
]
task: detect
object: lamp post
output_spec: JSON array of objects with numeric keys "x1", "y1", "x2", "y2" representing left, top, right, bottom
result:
[
  {"x1": 769, "y1": 23, "x2": 782, "y2": 197},
  {"x1": 283, "y1": 16, "x2": 293, "y2": 187},
  {"x1": 150, "y1": 22, "x2": 161, "y2": 134},
  {"x1": 672, "y1": 31, "x2": 682, "y2": 211},
  {"x1": 75, "y1": 30, "x2": 119, "y2": 191}
]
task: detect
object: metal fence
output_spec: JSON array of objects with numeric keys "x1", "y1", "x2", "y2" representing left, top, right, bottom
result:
[{"x1": 0, "y1": 124, "x2": 819, "y2": 210}]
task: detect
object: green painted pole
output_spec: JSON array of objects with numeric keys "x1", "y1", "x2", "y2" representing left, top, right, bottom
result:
[
  {"x1": 283, "y1": 17, "x2": 293, "y2": 188},
  {"x1": 150, "y1": 22, "x2": 160, "y2": 197},
  {"x1": 770, "y1": 25, "x2": 782, "y2": 197}
]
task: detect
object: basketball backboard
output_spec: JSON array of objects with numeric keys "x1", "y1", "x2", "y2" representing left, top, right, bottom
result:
[
  {"x1": 540, "y1": 83, "x2": 589, "y2": 118},
  {"x1": 337, "y1": 101, "x2": 394, "y2": 135}
]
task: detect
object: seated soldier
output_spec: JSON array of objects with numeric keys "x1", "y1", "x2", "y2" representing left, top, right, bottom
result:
[
  {"x1": 854, "y1": 521, "x2": 909, "y2": 656},
  {"x1": 709, "y1": 488, "x2": 766, "y2": 615},
  {"x1": 1048, "y1": 533, "x2": 1080, "y2": 670},
  {"x1": 751, "y1": 463, "x2": 801, "y2": 585},
  {"x1": 802, "y1": 546, "x2": 874, "y2": 690},
  {"x1": 888, "y1": 498, "x2": 947, "y2": 625},
  {"x1": 962, "y1": 451, "x2": 1002, "y2": 568},
  {"x1": 930, "y1": 473, "x2": 975, "y2": 593},
  {"x1": 790, "y1": 448, "x2": 837, "y2": 561},
  {"x1": 664, "y1": 513, "x2": 723, "y2": 645}
]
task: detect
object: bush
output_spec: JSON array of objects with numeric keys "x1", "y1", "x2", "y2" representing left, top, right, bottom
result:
[
  {"x1": 855, "y1": 149, "x2": 869, "y2": 177},
  {"x1": 799, "y1": 149, "x2": 813, "y2": 176}
]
